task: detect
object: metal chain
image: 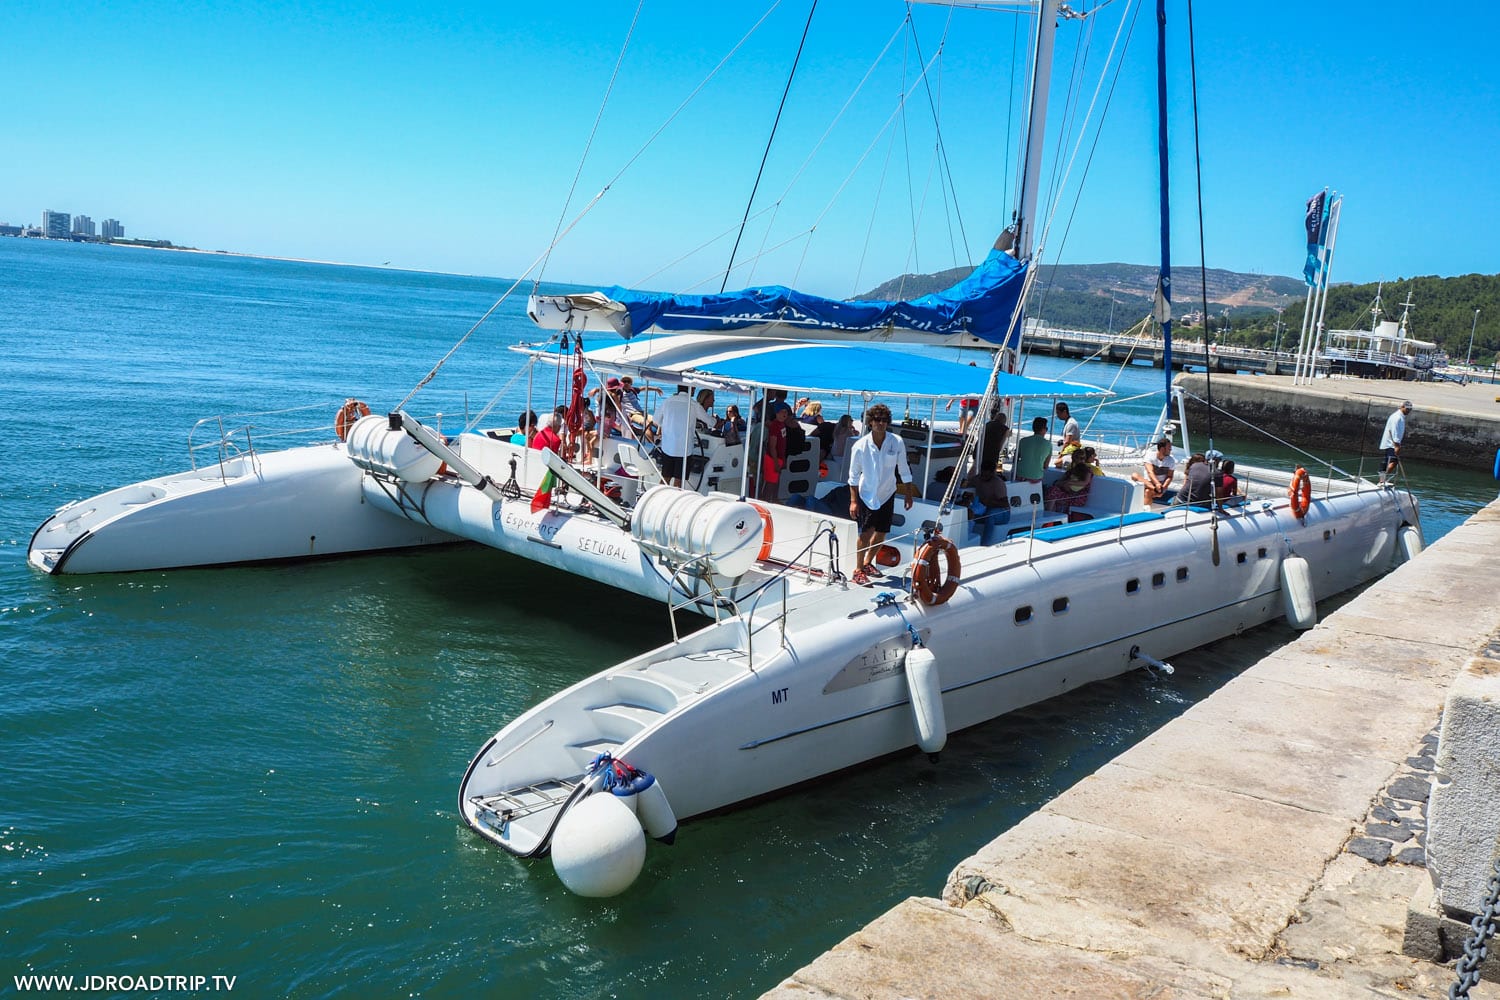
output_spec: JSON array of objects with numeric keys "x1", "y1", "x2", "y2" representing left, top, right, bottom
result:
[{"x1": 1450, "y1": 856, "x2": 1500, "y2": 999}]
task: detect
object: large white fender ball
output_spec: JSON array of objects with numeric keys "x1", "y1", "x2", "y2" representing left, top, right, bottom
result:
[{"x1": 550, "y1": 793, "x2": 646, "y2": 898}]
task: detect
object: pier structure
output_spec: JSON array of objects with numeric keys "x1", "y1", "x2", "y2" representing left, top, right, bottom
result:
[
  {"x1": 1024, "y1": 328, "x2": 1313, "y2": 375},
  {"x1": 1176, "y1": 372, "x2": 1500, "y2": 469},
  {"x1": 763, "y1": 498, "x2": 1500, "y2": 999}
]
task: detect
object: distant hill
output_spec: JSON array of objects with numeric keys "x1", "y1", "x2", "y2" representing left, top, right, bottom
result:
[
  {"x1": 860, "y1": 262, "x2": 1304, "y2": 334},
  {"x1": 861, "y1": 262, "x2": 1499, "y2": 364}
]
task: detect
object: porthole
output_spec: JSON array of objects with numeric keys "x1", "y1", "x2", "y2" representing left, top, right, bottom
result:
[
  {"x1": 1052, "y1": 597, "x2": 1069, "y2": 615},
  {"x1": 1014, "y1": 605, "x2": 1032, "y2": 624},
  {"x1": 1176, "y1": 566, "x2": 1189, "y2": 581},
  {"x1": 1236, "y1": 551, "x2": 1247, "y2": 564},
  {"x1": 1152, "y1": 571, "x2": 1166, "y2": 588},
  {"x1": 1126, "y1": 578, "x2": 1140, "y2": 594},
  {"x1": 1258, "y1": 547, "x2": 1269, "y2": 558}
]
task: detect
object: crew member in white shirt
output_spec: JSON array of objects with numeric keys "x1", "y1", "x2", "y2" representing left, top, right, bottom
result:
[
  {"x1": 655, "y1": 385, "x2": 712, "y2": 487},
  {"x1": 846, "y1": 403, "x2": 913, "y2": 585},
  {"x1": 1378, "y1": 400, "x2": 1412, "y2": 487}
]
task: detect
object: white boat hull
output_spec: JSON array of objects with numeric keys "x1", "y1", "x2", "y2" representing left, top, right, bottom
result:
[
  {"x1": 460, "y1": 485, "x2": 1420, "y2": 857},
  {"x1": 28, "y1": 445, "x2": 459, "y2": 575}
]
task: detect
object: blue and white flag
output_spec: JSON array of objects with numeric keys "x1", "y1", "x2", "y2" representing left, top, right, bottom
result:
[{"x1": 1303, "y1": 191, "x2": 1328, "y2": 286}]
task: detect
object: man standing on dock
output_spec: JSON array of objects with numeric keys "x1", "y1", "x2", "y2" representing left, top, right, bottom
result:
[{"x1": 1378, "y1": 400, "x2": 1413, "y2": 486}]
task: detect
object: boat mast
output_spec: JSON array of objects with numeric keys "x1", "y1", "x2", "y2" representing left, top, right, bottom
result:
[
  {"x1": 1015, "y1": 0, "x2": 1059, "y2": 261},
  {"x1": 1154, "y1": 0, "x2": 1171, "y2": 398}
]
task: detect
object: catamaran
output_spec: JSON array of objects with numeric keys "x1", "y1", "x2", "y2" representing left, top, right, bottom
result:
[
  {"x1": 451, "y1": 2, "x2": 1423, "y2": 895},
  {"x1": 27, "y1": 2, "x2": 1422, "y2": 895}
]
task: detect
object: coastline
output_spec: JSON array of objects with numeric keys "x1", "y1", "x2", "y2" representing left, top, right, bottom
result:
[{"x1": 6, "y1": 232, "x2": 493, "y2": 280}]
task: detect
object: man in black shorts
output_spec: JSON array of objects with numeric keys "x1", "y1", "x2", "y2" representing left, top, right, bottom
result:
[{"x1": 846, "y1": 403, "x2": 914, "y2": 584}]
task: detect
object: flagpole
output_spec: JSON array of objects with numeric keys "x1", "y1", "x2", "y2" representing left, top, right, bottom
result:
[
  {"x1": 1295, "y1": 189, "x2": 1330, "y2": 384},
  {"x1": 1294, "y1": 284, "x2": 1316, "y2": 384},
  {"x1": 1307, "y1": 196, "x2": 1341, "y2": 382}
]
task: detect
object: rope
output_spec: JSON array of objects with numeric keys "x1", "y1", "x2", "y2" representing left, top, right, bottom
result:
[
  {"x1": 873, "y1": 591, "x2": 922, "y2": 648},
  {"x1": 903, "y1": 6, "x2": 968, "y2": 274},
  {"x1": 1025, "y1": 0, "x2": 1141, "y2": 329},
  {"x1": 534, "y1": 0, "x2": 646, "y2": 292},
  {"x1": 721, "y1": 0, "x2": 819, "y2": 293},
  {"x1": 1178, "y1": 389, "x2": 1360, "y2": 483}
]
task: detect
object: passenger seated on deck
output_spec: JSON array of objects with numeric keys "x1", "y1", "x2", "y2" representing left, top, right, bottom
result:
[
  {"x1": 1015, "y1": 417, "x2": 1052, "y2": 483},
  {"x1": 1044, "y1": 458, "x2": 1093, "y2": 512},
  {"x1": 1175, "y1": 452, "x2": 1213, "y2": 505},
  {"x1": 1074, "y1": 446, "x2": 1105, "y2": 476},
  {"x1": 976, "y1": 406, "x2": 1010, "y2": 477},
  {"x1": 786, "y1": 484, "x2": 852, "y2": 519},
  {"x1": 575, "y1": 402, "x2": 598, "y2": 461},
  {"x1": 969, "y1": 468, "x2": 1011, "y2": 545},
  {"x1": 716, "y1": 404, "x2": 745, "y2": 445},
  {"x1": 926, "y1": 465, "x2": 956, "y2": 502},
  {"x1": 1132, "y1": 438, "x2": 1176, "y2": 504},
  {"x1": 829, "y1": 414, "x2": 858, "y2": 460},
  {"x1": 617, "y1": 376, "x2": 660, "y2": 442},
  {"x1": 1215, "y1": 459, "x2": 1239, "y2": 504},
  {"x1": 530, "y1": 412, "x2": 564, "y2": 455},
  {"x1": 509, "y1": 410, "x2": 538, "y2": 446}
]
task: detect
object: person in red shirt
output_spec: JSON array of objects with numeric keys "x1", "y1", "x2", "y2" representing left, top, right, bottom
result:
[{"x1": 530, "y1": 412, "x2": 565, "y2": 455}]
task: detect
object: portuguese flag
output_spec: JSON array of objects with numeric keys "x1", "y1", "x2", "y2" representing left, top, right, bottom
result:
[{"x1": 530, "y1": 469, "x2": 555, "y2": 514}]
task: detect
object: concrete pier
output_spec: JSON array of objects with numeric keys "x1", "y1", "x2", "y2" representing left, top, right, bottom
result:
[
  {"x1": 762, "y1": 498, "x2": 1500, "y2": 999},
  {"x1": 1176, "y1": 372, "x2": 1500, "y2": 468},
  {"x1": 1024, "y1": 329, "x2": 1303, "y2": 375}
]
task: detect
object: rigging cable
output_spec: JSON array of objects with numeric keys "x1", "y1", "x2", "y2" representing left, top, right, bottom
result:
[
  {"x1": 746, "y1": 16, "x2": 911, "y2": 290},
  {"x1": 396, "y1": 4, "x2": 784, "y2": 409},
  {"x1": 721, "y1": 0, "x2": 820, "y2": 293},
  {"x1": 534, "y1": 0, "x2": 646, "y2": 293},
  {"x1": 904, "y1": 5, "x2": 969, "y2": 273},
  {"x1": 1186, "y1": 0, "x2": 1214, "y2": 453}
]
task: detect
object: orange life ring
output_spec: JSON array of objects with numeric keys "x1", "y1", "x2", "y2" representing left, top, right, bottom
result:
[
  {"x1": 748, "y1": 501, "x2": 775, "y2": 561},
  {"x1": 335, "y1": 399, "x2": 371, "y2": 441},
  {"x1": 910, "y1": 535, "x2": 961, "y2": 607},
  {"x1": 1288, "y1": 466, "x2": 1312, "y2": 519}
]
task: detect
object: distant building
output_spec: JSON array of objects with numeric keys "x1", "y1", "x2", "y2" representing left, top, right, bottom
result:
[
  {"x1": 0, "y1": 223, "x2": 22, "y2": 237},
  {"x1": 101, "y1": 218, "x2": 124, "y2": 239},
  {"x1": 72, "y1": 215, "x2": 96, "y2": 237},
  {"x1": 42, "y1": 210, "x2": 71, "y2": 239}
]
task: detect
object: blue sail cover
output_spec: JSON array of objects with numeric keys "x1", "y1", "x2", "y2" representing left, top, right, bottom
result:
[
  {"x1": 559, "y1": 335, "x2": 1107, "y2": 401},
  {"x1": 603, "y1": 248, "x2": 1027, "y2": 347}
]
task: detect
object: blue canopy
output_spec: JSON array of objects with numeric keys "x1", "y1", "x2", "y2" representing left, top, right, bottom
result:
[
  {"x1": 598, "y1": 248, "x2": 1027, "y2": 348},
  {"x1": 523, "y1": 334, "x2": 1107, "y2": 401}
]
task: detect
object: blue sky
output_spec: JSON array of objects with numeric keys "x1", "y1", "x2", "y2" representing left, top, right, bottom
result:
[{"x1": 6, "y1": 1, "x2": 1497, "y2": 297}]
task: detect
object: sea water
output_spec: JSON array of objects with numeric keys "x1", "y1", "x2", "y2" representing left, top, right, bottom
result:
[{"x1": 1, "y1": 238, "x2": 1493, "y2": 998}]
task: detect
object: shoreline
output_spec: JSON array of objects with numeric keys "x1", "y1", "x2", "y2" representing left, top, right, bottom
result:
[{"x1": 5, "y1": 232, "x2": 495, "y2": 280}]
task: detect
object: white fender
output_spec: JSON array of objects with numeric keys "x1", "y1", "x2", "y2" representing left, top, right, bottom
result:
[
  {"x1": 549, "y1": 794, "x2": 645, "y2": 898},
  {"x1": 633, "y1": 778, "x2": 679, "y2": 846},
  {"x1": 1397, "y1": 525, "x2": 1424, "y2": 564},
  {"x1": 608, "y1": 772, "x2": 678, "y2": 845},
  {"x1": 904, "y1": 645, "x2": 947, "y2": 755},
  {"x1": 1279, "y1": 554, "x2": 1317, "y2": 630}
]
